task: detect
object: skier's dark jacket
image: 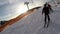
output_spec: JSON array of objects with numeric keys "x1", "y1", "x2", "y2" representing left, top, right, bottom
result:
[{"x1": 42, "y1": 4, "x2": 53, "y2": 15}]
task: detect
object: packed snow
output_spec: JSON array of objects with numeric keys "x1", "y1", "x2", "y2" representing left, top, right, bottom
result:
[{"x1": 0, "y1": 6, "x2": 60, "y2": 34}]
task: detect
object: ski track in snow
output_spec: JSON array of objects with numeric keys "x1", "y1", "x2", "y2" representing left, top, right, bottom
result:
[{"x1": 0, "y1": 7, "x2": 60, "y2": 34}]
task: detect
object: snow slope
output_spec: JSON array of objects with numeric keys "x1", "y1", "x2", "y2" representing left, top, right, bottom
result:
[{"x1": 0, "y1": 7, "x2": 60, "y2": 34}]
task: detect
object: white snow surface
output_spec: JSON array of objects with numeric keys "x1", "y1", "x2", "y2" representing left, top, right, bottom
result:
[{"x1": 0, "y1": 7, "x2": 60, "y2": 34}]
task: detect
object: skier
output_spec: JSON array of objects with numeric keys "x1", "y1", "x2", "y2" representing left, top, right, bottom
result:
[{"x1": 42, "y1": 2, "x2": 53, "y2": 28}]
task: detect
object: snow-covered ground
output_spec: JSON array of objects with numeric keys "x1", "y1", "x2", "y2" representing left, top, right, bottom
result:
[{"x1": 0, "y1": 7, "x2": 60, "y2": 34}]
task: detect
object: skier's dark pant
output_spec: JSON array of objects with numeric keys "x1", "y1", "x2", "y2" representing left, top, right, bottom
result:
[
  {"x1": 45, "y1": 14, "x2": 50, "y2": 23},
  {"x1": 44, "y1": 14, "x2": 50, "y2": 27}
]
